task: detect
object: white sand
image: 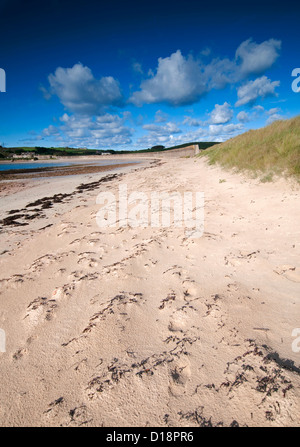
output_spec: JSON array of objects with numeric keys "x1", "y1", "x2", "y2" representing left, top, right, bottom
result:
[{"x1": 0, "y1": 156, "x2": 299, "y2": 427}]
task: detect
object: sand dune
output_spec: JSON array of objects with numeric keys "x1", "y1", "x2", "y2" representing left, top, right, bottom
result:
[{"x1": 0, "y1": 157, "x2": 299, "y2": 427}]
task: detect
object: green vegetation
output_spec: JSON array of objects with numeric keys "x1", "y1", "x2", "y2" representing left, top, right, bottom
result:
[
  {"x1": 107, "y1": 141, "x2": 217, "y2": 154},
  {"x1": 0, "y1": 146, "x2": 103, "y2": 158},
  {"x1": 200, "y1": 116, "x2": 300, "y2": 181},
  {"x1": 0, "y1": 141, "x2": 217, "y2": 159}
]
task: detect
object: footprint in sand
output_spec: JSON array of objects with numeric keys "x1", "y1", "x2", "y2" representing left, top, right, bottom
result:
[
  {"x1": 182, "y1": 282, "x2": 199, "y2": 298},
  {"x1": 30, "y1": 254, "x2": 57, "y2": 273},
  {"x1": 24, "y1": 285, "x2": 73, "y2": 329},
  {"x1": 77, "y1": 252, "x2": 100, "y2": 268},
  {"x1": 87, "y1": 238, "x2": 103, "y2": 248},
  {"x1": 12, "y1": 335, "x2": 38, "y2": 361},
  {"x1": 168, "y1": 311, "x2": 187, "y2": 332},
  {"x1": 12, "y1": 347, "x2": 28, "y2": 360},
  {"x1": 69, "y1": 238, "x2": 83, "y2": 246},
  {"x1": 57, "y1": 223, "x2": 78, "y2": 237},
  {"x1": 24, "y1": 296, "x2": 59, "y2": 327},
  {"x1": 55, "y1": 268, "x2": 67, "y2": 277},
  {"x1": 144, "y1": 261, "x2": 157, "y2": 269},
  {"x1": 1, "y1": 275, "x2": 26, "y2": 289},
  {"x1": 168, "y1": 358, "x2": 191, "y2": 396},
  {"x1": 159, "y1": 292, "x2": 176, "y2": 310},
  {"x1": 274, "y1": 265, "x2": 300, "y2": 283}
]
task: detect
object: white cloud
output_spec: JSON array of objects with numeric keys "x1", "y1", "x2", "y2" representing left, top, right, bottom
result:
[
  {"x1": 253, "y1": 105, "x2": 265, "y2": 113},
  {"x1": 210, "y1": 102, "x2": 233, "y2": 124},
  {"x1": 203, "y1": 57, "x2": 238, "y2": 89},
  {"x1": 129, "y1": 38, "x2": 281, "y2": 107},
  {"x1": 142, "y1": 121, "x2": 181, "y2": 136},
  {"x1": 183, "y1": 116, "x2": 204, "y2": 127},
  {"x1": 41, "y1": 112, "x2": 133, "y2": 148},
  {"x1": 129, "y1": 51, "x2": 239, "y2": 107},
  {"x1": 235, "y1": 76, "x2": 280, "y2": 107},
  {"x1": 266, "y1": 107, "x2": 284, "y2": 124},
  {"x1": 266, "y1": 114, "x2": 283, "y2": 124},
  {"x1": 47, "y1": 63, "x2": 124, "y2": 115},
  {"x1": 136, "y1": 119, "x2": 183, "y2": 148},
  {"x1": 42, "y1": 124, "x2": 60, "y2": 136},
  {"x1": 38, "y1": 37, "x2": 283, "y2": 150},
  {"x1": 267, "y1": 107, "x2": 281, "y2": 115},
  {"x1": 130, "y1": 50, "x2": 208, "y2": 106},
  {"x1": 235, "y1": 38, "x2": 281, "y2": 76},
  {"x1": 154, "y1": 110, "x2": 168, "y2": 123},
  {"x1": 208, "y1": 123, "x2": 244, "y2": 138},
  {"x1": 237, "y1": 111, "x2": 250, "y2": 123},
  {"x1": 136, "y1": 116, "x2": 245, "y2": 148},
  {"x1": 136, "y1": 133, "x2": 178, "y2": 149},
  {"x1": 237, "y1": 105, "x2": 266, "y2": 123}
]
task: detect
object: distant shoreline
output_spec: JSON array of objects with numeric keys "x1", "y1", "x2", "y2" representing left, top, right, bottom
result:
[{"x1": 0, "y1": 161, "x2": 138, "y2": 181}]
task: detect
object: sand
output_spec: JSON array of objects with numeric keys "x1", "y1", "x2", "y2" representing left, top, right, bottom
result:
[{"x1": 0, "y1": 155, "x2": 299, "y2": 427}]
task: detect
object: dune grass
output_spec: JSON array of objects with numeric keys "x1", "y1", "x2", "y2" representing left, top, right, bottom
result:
[{"x1": 200, "y1": 116, "x2": 300, "y2": 181}]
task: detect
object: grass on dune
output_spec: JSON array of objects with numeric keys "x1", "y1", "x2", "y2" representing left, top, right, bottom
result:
[{"x1": 200, "y1": 116, "x2": 300, "y2": 181}]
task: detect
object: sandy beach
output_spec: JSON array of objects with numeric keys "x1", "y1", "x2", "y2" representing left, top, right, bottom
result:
[{"x1": 0, "y1": 155, "x2": 299, "y2": 427}]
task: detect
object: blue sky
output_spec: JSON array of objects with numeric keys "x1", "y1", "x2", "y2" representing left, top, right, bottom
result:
[{"x1": 0, "y1": 0, "x2": 299, "y2": 150}]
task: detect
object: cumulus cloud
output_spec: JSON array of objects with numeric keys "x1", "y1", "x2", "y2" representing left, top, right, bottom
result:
[
  {"x1": 266, "y1": 107, "x2": 284, "y2": 124},
  {"x1": 235, "y1": 38, "x2": 281, "y2": 76},
  {"x1": 237, "y1": 111, "x2": 250, "y2": 123},
  {"x1": 42, "y1": 38, "x2": 281, "y2": 117},
  {"x1": 39, "y1": 38, "x2": 283, "y2": 149},
  {"x1": 42, "y1": 124, "x2": 61, "y2": 136},
  {"x1": 129, "y1": 38, "x2": 281, "y2": 107},
  {"x1": 135, "y1": 119, "x2": 183, "y2": 148},
  {"x1": 183, "y1": 116, "x2": 204, "y2": 127},
  {"x1": 235, "y1": 76, "x2": 280, "y2": 107},
  {"x1": 137, "y1": 115, "x2": 245, "y2": 149},
  {"x1": 208, "y1": 123, "x2": 244, "y2": 137},
  {"x1": 41, "y1": 112, "x2": 133, "y2": 148},
  {"x1": 129, "y1": 51, "x2": 239, "y2": 107},
  {"x1": 154, "y1": 110, "x2": 168, "y2": 123},
  {"x1": 46, "y1": 63, "x2": 124, "y2": 115},
  {"x1": 129, "y1": 50, "x2": 208, "y2": 106},
  {"x1": 210, "y1": 102, "x2": 233, "y2": 124},
  {"x1": 142, "y1": 121, "x2": 181, "y2": 136},
  {"x1": 203, "y1": 57, "x2": 238, "y2": 89}
]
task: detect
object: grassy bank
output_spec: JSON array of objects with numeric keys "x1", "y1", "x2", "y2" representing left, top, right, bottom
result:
[{"x1": 200, "y1": 116, "x2": 300, "y2": 181}]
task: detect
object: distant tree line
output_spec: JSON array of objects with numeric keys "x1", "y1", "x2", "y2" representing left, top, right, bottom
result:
[{"x1": 0, "y1": 142, "x2": 219, "y2": 159}]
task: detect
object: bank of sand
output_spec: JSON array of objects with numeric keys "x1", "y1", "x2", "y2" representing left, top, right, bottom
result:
[{"x1": 0, "y1": 156, "x2": 299, "y2": 427}]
